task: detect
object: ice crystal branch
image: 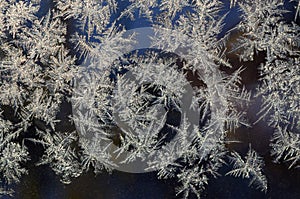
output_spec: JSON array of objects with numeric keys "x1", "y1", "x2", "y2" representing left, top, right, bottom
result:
[
  {"x1": 55, "y1": 0, "x2": 117, "y2": 38},
  {"x1": 270, "y1": 126, "x2": 300, "y2": 168},
  {"x1": 227, "y1": 147, "x2": 268, "y2": 192},
  {"x1": 29, "y1": 129, "x2": 82, "y2": 184}
]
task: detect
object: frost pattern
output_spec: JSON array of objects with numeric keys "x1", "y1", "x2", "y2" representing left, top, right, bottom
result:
[
  {"x1": 235, "y1": 0, "x2": 300, "y2": 169},
  {"x1": 0, "y1": 0, "x2": 299, "y2": 198}
]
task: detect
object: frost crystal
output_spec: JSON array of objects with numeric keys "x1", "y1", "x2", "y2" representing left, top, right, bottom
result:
[{"x1": 227, "y1": 146, "x2": 268, "y2": 192}]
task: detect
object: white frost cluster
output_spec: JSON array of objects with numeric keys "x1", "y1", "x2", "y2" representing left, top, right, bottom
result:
[{"x1": 236, "y1": 0, "x2": 300, "y2": 169}]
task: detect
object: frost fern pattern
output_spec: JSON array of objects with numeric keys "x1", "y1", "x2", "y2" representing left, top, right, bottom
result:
[{"x1": 0, "y1": 0, "x2": 299, "y2": 198}]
